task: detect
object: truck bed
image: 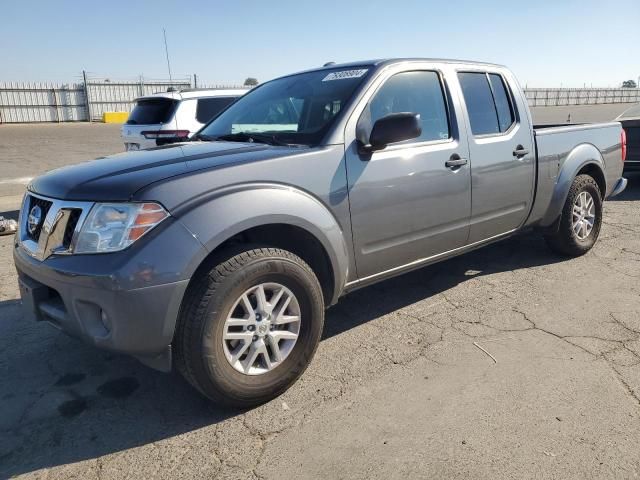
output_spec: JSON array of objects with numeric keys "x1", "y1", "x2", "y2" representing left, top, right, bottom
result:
[{"x1": 527, "y1": 121, "x2": 624, "y2": 228}]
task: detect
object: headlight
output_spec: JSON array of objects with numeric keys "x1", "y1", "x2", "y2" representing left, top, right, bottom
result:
[{"x1": 74, "y1": 202, "x2": 169, "y2": 254}]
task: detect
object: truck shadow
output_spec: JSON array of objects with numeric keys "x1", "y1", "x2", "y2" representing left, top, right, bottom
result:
[
  {"x1": 323, "y1": 232, "x2": 561, "y2": 340},
  {"x1": 0, "y1": 232, "x2": 571, "y2": 477}
]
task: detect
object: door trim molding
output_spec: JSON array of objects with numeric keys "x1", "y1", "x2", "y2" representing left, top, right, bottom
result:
[{"x1": 344, "y1": 228, "x2": 517, "y2": 291}]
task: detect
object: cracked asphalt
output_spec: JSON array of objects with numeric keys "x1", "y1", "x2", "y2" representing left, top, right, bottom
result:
[{"x1": 1, "y1": 121, "x2": 640, "y2": 479}]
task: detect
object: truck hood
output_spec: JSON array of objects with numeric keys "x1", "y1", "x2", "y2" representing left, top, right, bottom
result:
[{"x1": 29, "y1": 141, "x2": 285, "y2": 201}]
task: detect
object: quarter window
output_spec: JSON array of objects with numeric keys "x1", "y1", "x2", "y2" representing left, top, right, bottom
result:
[
  {"x1": 458, "y1": 72, "x2": 516, "y2": 136},
  {"x1": 196, "y1": 97, "x2": 237, "y2": 124},
  {"x1": 361, "y1": 71, "x2": 450, "y2": 144}
]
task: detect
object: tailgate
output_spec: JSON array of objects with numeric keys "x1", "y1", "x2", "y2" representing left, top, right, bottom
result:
[{"x1": 621, "y1": 119, "x2": 640, "y2": 163}]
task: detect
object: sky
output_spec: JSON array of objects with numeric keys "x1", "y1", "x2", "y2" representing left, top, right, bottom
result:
[{"x1": 1, "y1": 0, "x2": 638, "y2": 88}]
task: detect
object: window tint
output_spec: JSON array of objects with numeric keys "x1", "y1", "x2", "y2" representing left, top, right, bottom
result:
[
  {"x1": 196, "y1": 97, "x2": 237, "y2": 123},
  {"x1": 488, "y1": 74, "x2": 515, "y2": 132},
  {"x1": 458, "y1": 72, "x2": 499, "y2": 135},
  {"x1": 362, "y1": 71, "x2": 450, "y2": 143},
  {"x1": 126, "y1": 98, "x2": 177, "y2": 125}
]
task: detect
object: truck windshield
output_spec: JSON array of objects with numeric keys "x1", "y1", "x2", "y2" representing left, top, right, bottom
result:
[{"x1": 197, "y1": 67, "x2": 371, "y2": 146}]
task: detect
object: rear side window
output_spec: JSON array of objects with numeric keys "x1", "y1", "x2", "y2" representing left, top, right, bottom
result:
[
  {"x1": 458, "y1": 72, "x2": 515, "y2": 136},
  {"x1": 362, "y1": 70, "x2": 450, "y2": 143},
  {"x1": 488, "y1": 74, "x2": 515, "y2": 132},
  {"x1": 196, "y1": 97, "x2": 237, "y2": 124},
  {"x1": 458, "y1": 73, "x2": 499, "y2": 135},
  {"x1": 126, "y1": 98, "x2": 177, "y2": 125}
]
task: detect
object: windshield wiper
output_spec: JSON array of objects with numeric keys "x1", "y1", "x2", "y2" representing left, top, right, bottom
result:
[
  {"x1": 214, "y1": 132, "x2": 293, "y2": 147},
  {"x1": 191, "y1": 132, "x2": 214, "y2": 141}
]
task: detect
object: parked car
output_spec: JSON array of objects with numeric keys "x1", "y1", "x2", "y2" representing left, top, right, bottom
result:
[
  {"x1": 15, "y1": 59, "x2": 627, "y2": 407},
  {"x1": 121, "y1": 88, "x2": 248, "y2": 150},
  {"x1": 616, "y1": 104, "x2": 639, "y2": 172}
]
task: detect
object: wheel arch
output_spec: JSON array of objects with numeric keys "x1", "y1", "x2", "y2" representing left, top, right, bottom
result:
[
  {"x1": 176, "y1": 185, "x2": 351, "y2": 306},
  {"x1": 540, "y1": 143, "x2": 606, "y2": 228}
]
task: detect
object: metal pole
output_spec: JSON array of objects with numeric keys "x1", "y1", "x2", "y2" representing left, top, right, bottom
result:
[
  {"x1": 193, "y1": 73, "x2": 197, "y2": 89},
  {"x1": 52, "y1": 86, "x2": 60, "y2": 123},
  {"x1": 82, "y1": 70, "x2": 92, "y2": 122}
]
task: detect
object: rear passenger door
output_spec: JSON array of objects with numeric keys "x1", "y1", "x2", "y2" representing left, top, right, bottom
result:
[{"x1": 457, "y1": 71, "x2": 535, "y2": 243}]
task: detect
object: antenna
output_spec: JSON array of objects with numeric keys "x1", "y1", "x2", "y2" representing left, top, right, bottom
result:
[
  {"x1": 162, "y1": 28, "x2": 180, "y2": 134},
  {"x1": 163, "y1": 28, "x2": 173, "y2": 84}
]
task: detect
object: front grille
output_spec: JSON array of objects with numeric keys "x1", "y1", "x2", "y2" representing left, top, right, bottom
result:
[
  {"x1": 20, "y1": 194, "x2": 92, "y2": 261},
  {"x1": 26, "y1": 195, "x2": 53, "y2": 242},
  {"x1": 62, "y1": 209, "x2": 82, "y2": 249}
]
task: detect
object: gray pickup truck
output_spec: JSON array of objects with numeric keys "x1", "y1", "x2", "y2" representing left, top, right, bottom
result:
[{"x1": 14, "y1": 59, "x2": 627, "y2": 406}]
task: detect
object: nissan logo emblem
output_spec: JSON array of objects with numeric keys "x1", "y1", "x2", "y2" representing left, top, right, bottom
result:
[{"x1": 27, "y1": 205, "x2": 42, "y2": 235}]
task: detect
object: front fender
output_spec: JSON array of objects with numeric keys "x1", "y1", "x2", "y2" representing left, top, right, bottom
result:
[
  {"x1": 540, "y1": 143, "x2": 605, "y2": 227},
  {"x1": 174, "y1": 183, "x2": 350, "y2": 302}
]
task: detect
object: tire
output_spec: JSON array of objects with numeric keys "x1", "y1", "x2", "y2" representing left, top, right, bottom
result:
[
  {"x1": 174, "y1": 246, "x2": 324, "y2": 407},
  {"x1": 544, "y1": 174, "x2": 603, "y2": 256}
]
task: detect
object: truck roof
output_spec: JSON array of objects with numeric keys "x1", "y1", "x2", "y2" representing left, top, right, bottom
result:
[{"x1": 295, "y1": 58, "x2": 507, "y2": 75}]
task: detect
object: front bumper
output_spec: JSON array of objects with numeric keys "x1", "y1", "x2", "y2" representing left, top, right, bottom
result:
[{"x1": 12, "y1": 215, "x2": 208, "y2": 371}]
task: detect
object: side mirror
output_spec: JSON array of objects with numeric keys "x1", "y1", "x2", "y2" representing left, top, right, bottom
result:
[{"x1": 361, "y1": 112, "x2": 422, "y2": 152}]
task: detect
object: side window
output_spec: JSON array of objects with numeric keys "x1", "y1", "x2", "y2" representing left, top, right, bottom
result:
[
  {"x1": 196, "y1": 97, "x2": 236, "y2": 123},
  {"x1": 458, "y1": 72, "x2": 516, "y2": 136},
  {"x1": 458, "y1": 72, "x2": 500, "y2": 135},
  {"x1": 362, "y1": 71, "x2": 450, "y2": 143},
  {"x1": 488, "y1": 74, "x2": 515, "y2": 132}
]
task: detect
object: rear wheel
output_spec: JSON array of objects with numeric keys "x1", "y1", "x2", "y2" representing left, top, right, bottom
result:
[
  {"x1": 174, "y1": 246, "x2": 324, "y2": 407},
  {"x1": 544, "y1": 174, "x2": 602, "y2": 256}
]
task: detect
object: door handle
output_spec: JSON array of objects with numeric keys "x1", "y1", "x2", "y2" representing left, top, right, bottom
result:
[
  {"x1": 445, "y1": 154, "x2": 468, "y2": 168},
  {"x1": 513, "y1": 145, "x2": 529, "y2": 158}
]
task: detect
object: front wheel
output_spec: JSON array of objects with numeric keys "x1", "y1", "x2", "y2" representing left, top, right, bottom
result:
[
  {"x1": 174, "y1": 247, "x2": 325, "y2": 407},
  {"x1": 544, "y1": 174, "x2": 603, "y2": 256}
]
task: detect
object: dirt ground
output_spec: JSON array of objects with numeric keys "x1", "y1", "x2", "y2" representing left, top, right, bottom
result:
[{"x1": 1, "y1": 113, "x2": 640, "y2": 479}]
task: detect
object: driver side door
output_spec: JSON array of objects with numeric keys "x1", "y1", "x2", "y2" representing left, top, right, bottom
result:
[{"x1": 345, "y1": 68, "x2": 471, "y2": 280}]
